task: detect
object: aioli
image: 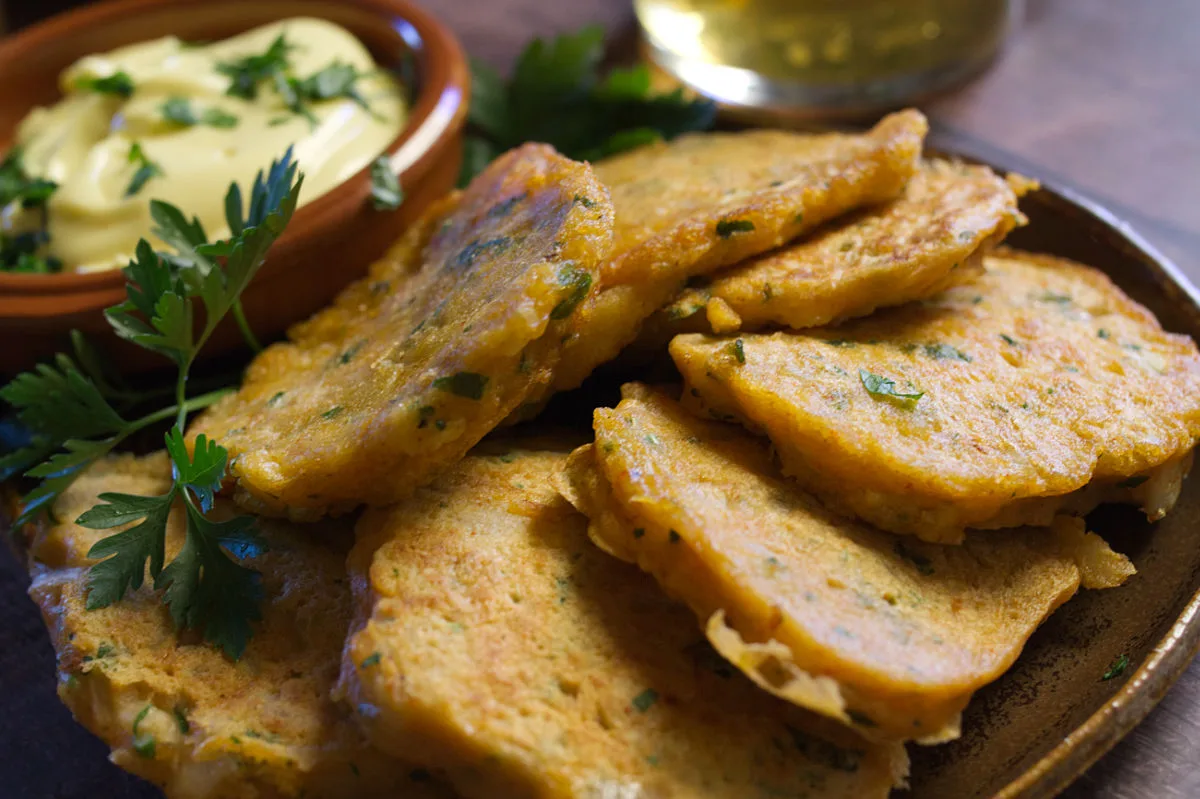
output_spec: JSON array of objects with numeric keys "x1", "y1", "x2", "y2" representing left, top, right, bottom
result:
[{"x1": 14, "y1": 17, "x2": 406, "y2": 273}]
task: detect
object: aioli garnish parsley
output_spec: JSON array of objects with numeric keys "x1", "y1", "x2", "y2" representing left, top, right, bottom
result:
[
  {"x1": 161, "y1": 97, "x2": 239, "y2": 129},
  {"x1": 76, "y1": 70, "x2": 135, "y2": 98},
  {"x1": 461, "y1": 25, "x2": 716, "y2": 185},
  {"x1": 124, "y1": 142, "x2": 164, "y2": 198},
  {"x1": 1102, "y1": 653, "x2": 1129, "y2": 681},
  {"x1": 217, "y1": 35, "x2": 375, "y2": 126},
  {"x1": 0, "y1": 148, "x2": 61, "y2": 273},
  {"x1": 0, "y1": 147, "x2": 303, "y2": 659}
]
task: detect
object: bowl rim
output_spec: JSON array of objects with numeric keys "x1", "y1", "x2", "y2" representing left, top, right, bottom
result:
[{"x1": 0, "y1": 0, "x2": 469, "y2": 297}]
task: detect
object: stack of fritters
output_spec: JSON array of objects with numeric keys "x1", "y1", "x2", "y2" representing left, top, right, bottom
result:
[{"x1": 23, "y1": 109, "x2": 1200, "y2": 798}]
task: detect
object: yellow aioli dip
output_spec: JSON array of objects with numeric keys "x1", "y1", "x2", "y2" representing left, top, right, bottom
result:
[{"x1": 15, "y1": 17, "x2": 406, "y2": 273}]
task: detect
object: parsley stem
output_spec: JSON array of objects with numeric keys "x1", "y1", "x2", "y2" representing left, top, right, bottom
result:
[
  {"x1": 134, "y1": 388, "x2": 233, "y2": 435},
  {"x1": 231, "y1": 300, "x2": 262, "y2": 354}
]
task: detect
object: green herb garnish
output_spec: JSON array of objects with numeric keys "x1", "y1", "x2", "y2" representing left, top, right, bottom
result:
[
  {"x1": 922, "y1": 343, "x2": 971, "y2": 362},
  {"x1": 369, "y1": 155, "x2": 404, "y2": 211},
  {"x1": 124, "y1": 142, "x2": 164, "y2": 198},
  {"x1": 161, "y1": 97, "x2": 238, "y2": 129},
  {"x1": 76, "y1": 70, "x2": 135, "y2": 98},
  {"x1": 729, "y1": 338, "x2": 746, "y2": 363},
  {"x1": 1102, "y1": 653, "x2": 1129, "y2": 681},
  {"x1": 631, "y1": 688, "x2": 659, "y2": 712},
  {"x1": 131, "y1": 706, "x2": 157, "y2": 758},
  {"x1": 549, "y1": 265, "x2": 592, "y2": 320},
  {"x1": 433, "y1": 371, "x2": 488, "y2": 400},
  {"x1": 460, "y1": 26, "x2": 715, "y2": 185},
  {"x1": 360, "y1": 652, "x2": 382, "y2": 669},
  {"x1": 859, "y1": 369, "x2": 923, "y2": 407},
  {"x1": 218, "y1": 34, "x2": 293, "y2": 99},
  {"x1": 0, "y1": 149, "x2": 61, "y2": 273},
  {"x1": 1, "y1": 148, "x2": 303, "y2": 659},
  {"x1": 715, "y1": 219, "x2": 755, "y2": 238}
]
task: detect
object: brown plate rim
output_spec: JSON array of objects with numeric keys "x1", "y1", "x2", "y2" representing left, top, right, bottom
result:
[{"x1": 988, "y1": 177, "x2": 1200, "y2": 799}]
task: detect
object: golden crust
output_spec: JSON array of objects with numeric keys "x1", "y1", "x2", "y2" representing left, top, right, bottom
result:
[
  {"x1": 340, "y1": 447, "x2": 907, "y2": 798},
  {"x1": 666, "y1": 159, "x2": 1025, "y2": 332},
  {"x1": 672, "y1": 250, "x2": 1200, "y2": 542},
  {"x1": 190, "y1": 144, "x2": 615, "y2": 519},
  {"x1": 564, "y1": 385, "x2": 1133, "y2": 743},
  {"x1": 525, "y1": 110, "x2": 928, "y2": 409},
  {"x1": 24, "y1": 452, "x2": 452, "y2": 799}
]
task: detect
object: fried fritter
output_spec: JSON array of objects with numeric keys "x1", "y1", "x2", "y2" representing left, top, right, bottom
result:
[
  {"x1": 190, "y1": 144, "x2": 614, "y2": 519},
  {"x1": 339, "y1": 448, "x2": 908, "y2": 799},
  {"x1": 672, "y1": 250, "x2": 1200, "y2": 543},
  {"x1": 560, "y1": 385, "x2": 1133, "y2": 743},
  {"x1": 663, "y1": 160, "x2": 1027, "y2": 333},
  {"x1": 23, "y1": 452, "x2": 453, "y2": 799},
  {"x1": 520, "y1": 110, "x2": 928, "y2": 412}
]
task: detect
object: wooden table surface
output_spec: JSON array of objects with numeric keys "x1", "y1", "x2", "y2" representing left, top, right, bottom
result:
[
  {"x1": 1, "y1": 2, "x2": 1197, "y2": 798},
  {"x1": 440, "y1": 2, "x2": 1200, "y2": 798}
]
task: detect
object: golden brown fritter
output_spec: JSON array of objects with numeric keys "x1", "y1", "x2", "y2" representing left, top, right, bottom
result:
[
  {"x1": 560, "y1": 385, "x2": 1133, "y2": 743},
  {"x1": 339, "y1": 448, "x2": 908, "y2": 799},
  {"x1": 672, "y1": 250, "x2": 1200, "y2": 543},
  {"x1": 190, "y1": 143, "x2": 614, "y2": 519},
  {"x1": 23, "y1": 452, "x2": 453, "y2": 799},
  {"x1": 519, "y1": 110, "x2": 928, "y2": 413},
  {"x1": 663, "y1": 160, "x2": 1027, "y2": 333}
]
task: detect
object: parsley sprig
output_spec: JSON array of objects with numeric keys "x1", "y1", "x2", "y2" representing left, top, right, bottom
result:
[
  {"x1": 462, "y1": 25, "x2": 717, "y2": 184},
  {"x1": 2, "y1": 147, "x2": 303, "y2": 658},
  {"x1": 0, "y1": 148, "x2": 61, "y2": 273}
]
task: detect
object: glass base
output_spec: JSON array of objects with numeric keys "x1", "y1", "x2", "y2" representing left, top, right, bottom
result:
[{"x1": 641, "y1": 36, "x2": 1002, "y2": 125}]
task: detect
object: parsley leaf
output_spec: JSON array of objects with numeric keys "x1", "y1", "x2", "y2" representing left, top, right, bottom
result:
[
  {"x1": 859, "y1": 369, "x2": 924, "y2": 407},
  {"x1": 124, "y1": 142, "x2": 164, "y2": 198},
  {"x1": 75, "y1": 71, "x2": 135, "y2": 98},
  {"x1": 161, "y1": 97, "x2": 238, "y2": 129},
  {"x1": 1102, "y1": 653, "x2": 1130, "y2": 681},
  {"x1": 217, "y1": 34, "x2": 293, "y2": 99},
  {"x1": 433, "y1": 371, "x2": 489, "y2": 400},
  {"x1": 3, "y1": 147, "x2": 303, "y2": 658},
  {"x1": 0, "y1": 149, "x2": 61, "y2": 273},
  {"x1": 460, "y1": 26, "x2": 715, "y2": 185},
  {"x1": 369, "y1": 155, "x2": 403, "y2": 210}
]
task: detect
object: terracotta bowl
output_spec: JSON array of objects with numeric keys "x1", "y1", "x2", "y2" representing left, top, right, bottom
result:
[{"x1": 0, "y1": 0, "x2": 469, "y2": 375}]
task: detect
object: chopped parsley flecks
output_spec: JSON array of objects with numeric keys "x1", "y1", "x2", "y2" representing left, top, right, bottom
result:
[
  {"x1": 454, "y1": 237, "x2": 511, "y2": 269},
  {"x1": 76, "y1": 70, "x2": 135, "y2": 98},
  {"x1": 1098, "y1": 328, "x2": 1111, "y2": 340},
  {"x1": 729, "y1": 338, "x2": 746, "y2": 364},
  {"x1": 999, "y1": 333, "x2": 1020, "y2": 347},
  {"x1": 124, "y1": 142, "x2": 164, "y2": 198},
  {"x1": 320, "y1": 406, "x2": 344, "y2": 420},
  {"x1": 433, "y1": 371, "x2": 489, "y2": 400},
  {"x1": 218, "y1": 34, "x2": 292, "y2": 99},
  {"x1": 360, "y1": 652, "x2": 382, "y2": 669},
  {"x1": 1102, "y1": 653, "x2": 1130, "y2": 681},
  {"x1": 859, "y1": 369, "x2": 923, "y2": 407},
  {"x1": 550, "y1": 265, "x2": 593, "y2": 320},
  {"x1": 957, "y1": 229, "x2": 976, "y2": 241},
  {"x1": 160, "y1": 97, "x2": 238, "y2": 128},
  {"x1": 132, "y1": 705, "x2": 156, "y2": 759},
  {"x1": 487, "y1": 192, "x2": 527, "y2": 218},
  {"x1": 762, "y1": 283, "x2": 775, "y2": 302},
  {"x1": 1038, "y1": 291, "x2": 1072, "y2": 304},
  {"x1": 338, "y1": 340, "x2": 366, "y2": 365},
  {"x1": 893, "y1": 540, "x2": 935, "y2": 576},
  {"x1": 715, "y1": 218, "x2": 755, "y2": 238},
  {"x1": 631, "y1": 688, "x2": 659, "y2": 712},
  {"x1": 267, "y1": 391, "x2": 286, "y2": 407},
  {"x1": 923, "y1": 342, "x2": 971, "y2": 362},
  {"x1": 173, "y1": 707, "x2": 190, "y2": 735},
  {"x1": 572, "y1": 194, "x2": 597, "y2": 209}
]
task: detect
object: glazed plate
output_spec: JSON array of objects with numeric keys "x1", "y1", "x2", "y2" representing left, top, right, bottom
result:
[{"x1": 1, "y1": 158, "x2": 1199, "y2": 799}]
